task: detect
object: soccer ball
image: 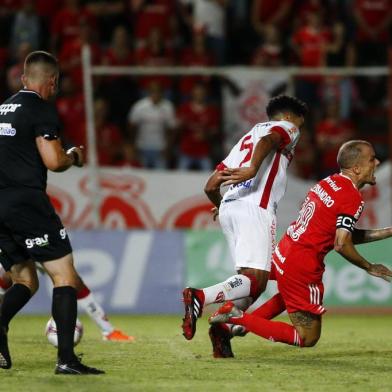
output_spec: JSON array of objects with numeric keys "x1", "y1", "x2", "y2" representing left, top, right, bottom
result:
[{"x1": 45, "y1": 317, "x2": 83, "y2": 347}]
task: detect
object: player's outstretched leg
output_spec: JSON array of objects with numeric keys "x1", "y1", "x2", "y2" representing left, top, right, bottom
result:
[
  {"x1": 209, "y1": 301, "x2": 243, "y2": 324},
  {"x1": 181, "y1": 287, "x2": 204, "y2": 340},
  {"x1": 76, "y1": 281, "x2": 134, "y2": 342}
]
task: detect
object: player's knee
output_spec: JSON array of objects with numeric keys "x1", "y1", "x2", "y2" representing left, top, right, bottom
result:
[
  {"x1": 301, "y1": 334, "x2": 320, "y2": 347},
  {"x1": 14, "y1": 278, "x2": 39, "y2": 295}
]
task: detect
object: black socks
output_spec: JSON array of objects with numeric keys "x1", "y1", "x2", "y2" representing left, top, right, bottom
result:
[
  {"x1": 52, "y1": 286, "x2": 77, "y2": 363},
  {"x1": 0, "y1": 283, "x2": 31, "y2": 331}
]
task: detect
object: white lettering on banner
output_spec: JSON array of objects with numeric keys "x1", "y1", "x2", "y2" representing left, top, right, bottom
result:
[
  {"x1": 111, "y1": 232, "x2": 152, "y2": 308},
  {"x1": 327, "y1": 264, "x2": 391, "y2": 302},
  {"x1": 367, "y1": 277, "x2": 391, "y2": 301}
]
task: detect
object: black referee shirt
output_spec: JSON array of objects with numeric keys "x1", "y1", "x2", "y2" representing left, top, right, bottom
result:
[{"x1": 0, "y1": 89, "x2": 60, "y2": 190}]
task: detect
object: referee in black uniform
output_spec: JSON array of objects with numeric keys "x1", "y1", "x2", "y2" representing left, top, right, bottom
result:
[{"x1": 0, "y1": 51, "x2": 104, "y2": 374}]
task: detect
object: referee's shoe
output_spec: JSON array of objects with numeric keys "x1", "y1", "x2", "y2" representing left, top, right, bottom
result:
[{"x1": 55, "y1": 357, "x2": 105, "y2": 375}]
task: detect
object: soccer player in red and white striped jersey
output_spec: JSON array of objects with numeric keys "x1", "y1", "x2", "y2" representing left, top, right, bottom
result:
[
  {"x1": 210, "y1": 140, "x2": 392, "y2": 349},
  {"x1": 181, "y1": 95, "x2": 308, "y2": 356}
]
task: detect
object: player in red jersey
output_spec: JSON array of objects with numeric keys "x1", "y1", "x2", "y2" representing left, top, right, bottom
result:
[
  {"x1": 210, "y1": 140, "x2": 392, "y2": 348},
  {"x1": 181, "y1": 95, "x2": 308, "y2": 357}
]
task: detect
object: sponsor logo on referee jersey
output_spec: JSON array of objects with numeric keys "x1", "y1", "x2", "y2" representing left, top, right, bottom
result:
[
  {"x1": 25, "y1": 234, "x2": 49, "y2": 249},
  {"x1": 0, "y1": 123, "x2": 16, "y2": 136},
  {"x1": 0, "y1": 104, "x2": 21, "y2": 115}
]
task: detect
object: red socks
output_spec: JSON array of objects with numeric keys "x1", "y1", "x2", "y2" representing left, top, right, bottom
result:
[
  {"x1": 230, "y1": 313, "x2": 303, "y2": 347},
  {"x1": 251, "y1": 293, "x2": 286, "y2": 319},
  {"x1": 0, "y1": 276, "x2": 12, "y2": 291},
  {"x1": 76, "y1": 284, "x2": 91, "y2": 300}
]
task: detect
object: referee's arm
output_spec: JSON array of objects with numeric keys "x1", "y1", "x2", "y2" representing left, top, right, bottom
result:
[{"x1": 36, "y1": 136, "x2": 84, "y2": 172}]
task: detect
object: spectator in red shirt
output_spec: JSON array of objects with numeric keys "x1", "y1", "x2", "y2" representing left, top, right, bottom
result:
[
  {"x1": 291, "y1": 9, "x2": 334, "y2": 119},
  {"x1": 102, "y1": 25, "x2": 134, "y2": 69},
  {"x1": 130, "y1": 0, "x2": 177, "y2": 49},
  {"x1": 251, "y1": 25, "x2": 283, "y2": 67},
  {"x1": 94, "y1": 97, "x2": 124, "y2": 165},
  {"x1": 56, "y1": 75, "x2": 86, "y2": 147},
  {"x1": 315, "y1": 101, "x2": 355, "y2": 178},
  {"x1": 178, "y1": 30, "x2": 215, "y2": 98},
  {"x1": 177, "y1": 83, "x2": 220, "y2": 171},
  {"x1": 251, "y1": 0, "x2": 292, "y2": 38},
  {"x1": 135, "y1": 27, "x2": 175, "y2": 94},
  {"x1": 51, "y1": 0, "x2": 97, "y2": 53},
  {"x1": 352, "y1": 0, "x2": 392, "y2": 65},
  {"x1": 58, "y1": 21, "x2": 101, "y2": 91}
]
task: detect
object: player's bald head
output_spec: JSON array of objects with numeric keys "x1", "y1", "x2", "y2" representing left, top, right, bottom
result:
[
  {"x1": 337, "y1": 140, "x2": 372, "y2": 169},
  {"x1": 24, "y1": 51, "x2": 59, "y2": 82}
]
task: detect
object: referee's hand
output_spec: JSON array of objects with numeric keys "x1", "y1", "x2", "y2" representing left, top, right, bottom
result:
[{"x1": 67, "y1": 146, "x2": 85, "y2": 167}]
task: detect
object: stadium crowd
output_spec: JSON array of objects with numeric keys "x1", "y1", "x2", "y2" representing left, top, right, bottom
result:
[{"x1": 0, "y1": 0, "x2": 390, "y2": 178}]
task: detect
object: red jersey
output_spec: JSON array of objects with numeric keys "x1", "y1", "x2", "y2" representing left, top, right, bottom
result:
[
  {"x1": 133, "y1": 0, "x2": 175, "y2": 42},
  {"x1": 276, "y1": 173, "x2": 364, "y2": 276},
  {"x1": 51, "y1": 7, "x2": 96, "y2": 49},
  {"x1": 256, "y1": 0, "x2": 292, "y2": 27},
  {"x1": 292, "y1": 26, "x2": 331, "y2": 67},
  {"x1": 354, "y1": 0, "x2": 392, "y2": 42},
  {"x1": 177, "y1": 102, "x2": 219, "y2": 157}
]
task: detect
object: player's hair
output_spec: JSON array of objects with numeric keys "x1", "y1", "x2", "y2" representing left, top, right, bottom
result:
[
  {"x1": 337, "y1": 140, "x2": 372, "y2": 169},
  {"x1": 24, "y1": 51, "x2": 58, "y2": 75},
  {"x1": 266, "y1": 95, "x2": 308, "y2": 119}
]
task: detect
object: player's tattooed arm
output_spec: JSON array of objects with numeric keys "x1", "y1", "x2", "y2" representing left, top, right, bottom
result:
[
  {"x1": 352, "y1": 227, "x2": 392, "y2": 244},
  {"x1": 290, "y1": 311, "x2": 319, "y2": 329}
]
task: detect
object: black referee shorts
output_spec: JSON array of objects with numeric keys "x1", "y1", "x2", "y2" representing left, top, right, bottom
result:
[{"x1": 0, "y1": 188, "x2": 72, "y2": 271}]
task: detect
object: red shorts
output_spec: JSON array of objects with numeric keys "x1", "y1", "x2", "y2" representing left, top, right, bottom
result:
[{"x1": 271, "y1": 249, "x2": 326, "y2": 315}]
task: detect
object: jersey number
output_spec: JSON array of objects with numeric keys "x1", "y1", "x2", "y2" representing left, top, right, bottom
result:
[
  {"x1": 287, "y1": 197, "x2": 315, "y2": 241},
  {"x1": 239, "y1": 135, "x2": 253, "y2": 167}
]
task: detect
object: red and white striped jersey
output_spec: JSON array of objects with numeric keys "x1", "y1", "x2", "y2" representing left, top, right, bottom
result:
[{"x1": 217, "y1": 120, "x2": 300, "y2": 212}]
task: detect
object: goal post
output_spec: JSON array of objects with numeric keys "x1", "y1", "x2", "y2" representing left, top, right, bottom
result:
[{"x1": 81, "y1": 44, "x2": 391, "y2": 226}]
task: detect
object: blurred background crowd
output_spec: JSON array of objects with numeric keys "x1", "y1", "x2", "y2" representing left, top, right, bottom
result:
[{"x1": 0, "y1": 0, "x2": 391, "y2": 179}]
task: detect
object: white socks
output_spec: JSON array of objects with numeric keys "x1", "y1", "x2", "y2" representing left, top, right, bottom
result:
[
  {"x1": 77, "y1": 293, "x2": 114, "y2": 335},
  {"x1": 202, "y1": 274, "x2": 252, "y2": 306}
]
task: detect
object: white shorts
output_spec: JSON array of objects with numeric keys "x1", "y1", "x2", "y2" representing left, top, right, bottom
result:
[{"x1": 219, "y1": 200, "x2": 276, "y2": 271}]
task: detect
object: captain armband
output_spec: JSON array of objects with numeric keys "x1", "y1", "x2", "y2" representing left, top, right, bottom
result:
[{"x1": 336, "y1": 214, "x2": 357, "y2": 233}]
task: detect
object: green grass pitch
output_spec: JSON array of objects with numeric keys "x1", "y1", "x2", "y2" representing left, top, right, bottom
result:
[{"x1": 1, "y1": 314, "x2": 392, "y2": 391}]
